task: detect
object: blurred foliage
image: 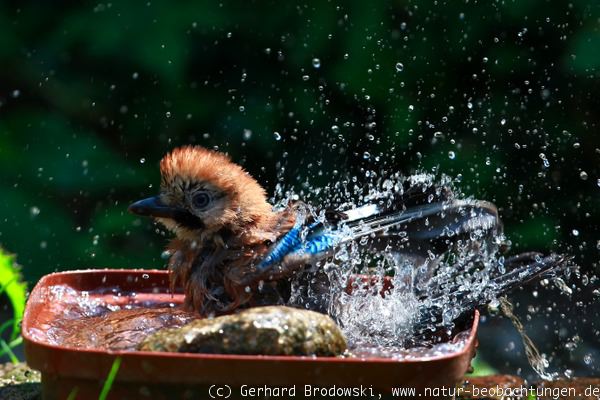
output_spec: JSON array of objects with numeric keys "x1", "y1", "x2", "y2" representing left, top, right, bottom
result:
[
  {"x1": 0, "y1": 0, "x2": 599, "y2": 375},
  {"x1": 467, "y1": 353, "x2": 498, "y2": 377},
  {"x1": 0, "y1": 248, "x2": 26, "y2": 363},
  {"x1": 0, "y1": 248, "x2": 25, "y2": 341}
]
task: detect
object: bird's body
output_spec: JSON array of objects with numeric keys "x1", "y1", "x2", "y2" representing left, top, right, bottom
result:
[
  {"x1": 129, "y1": 146, "x2": 569, "y2": 334},
  {"x1": 152, "y1": 146, "x2": 297, "y2": 314},
  {"x1": 166, "y1": 202, "x2": 297, "y2": 315}
]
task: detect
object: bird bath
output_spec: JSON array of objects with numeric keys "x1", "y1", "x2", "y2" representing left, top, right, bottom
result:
[{"x1": 23, "y1": 269, "x2": 478, "y2": 399}]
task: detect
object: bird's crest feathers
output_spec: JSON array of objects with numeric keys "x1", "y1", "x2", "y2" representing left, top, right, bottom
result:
[{"x1": 159, "y1": 146, "x2": 273, "y2": 231}]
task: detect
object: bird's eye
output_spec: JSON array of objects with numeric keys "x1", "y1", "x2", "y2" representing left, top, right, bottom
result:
[{"x1": 192, "y1": 192, "x2": 211, "y2": 209}]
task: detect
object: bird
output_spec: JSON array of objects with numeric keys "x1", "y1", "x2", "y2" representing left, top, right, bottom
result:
[{"x1": 128, "y1": 145, "x2": 569, "y2": 336}]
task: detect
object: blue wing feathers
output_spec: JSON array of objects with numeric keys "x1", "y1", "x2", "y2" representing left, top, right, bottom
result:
[
  {"x1": 257, "y1": 224, "x2": 303, "y2": 270},
  {"x1": 258, "y1": 218, "x2": 338, "y2": 270},
  {"x1": 303, "y1": 234, "x2": 337, "y2": 255}
]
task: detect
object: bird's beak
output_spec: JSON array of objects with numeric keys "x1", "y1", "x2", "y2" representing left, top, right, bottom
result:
[{"x1": 128, "y1": 196, "x2": 179, "y2": 219}]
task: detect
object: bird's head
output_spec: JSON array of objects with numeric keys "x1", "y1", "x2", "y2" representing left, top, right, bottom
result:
[{"x1": 128, "y1": 146, "x2": 272, "y2": 240}]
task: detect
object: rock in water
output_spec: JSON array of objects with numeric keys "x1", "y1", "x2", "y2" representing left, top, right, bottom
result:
[{"x1": 139, "y1": 306, "x2": 347, "y2": 356}]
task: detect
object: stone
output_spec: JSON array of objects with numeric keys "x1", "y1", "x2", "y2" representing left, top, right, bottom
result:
[
  {"x1": 0, "y1": 362, "x2": 41, "y2": 400},
  {"x1": 139, "y1": 306, "x2": 347, "y2": 356}
]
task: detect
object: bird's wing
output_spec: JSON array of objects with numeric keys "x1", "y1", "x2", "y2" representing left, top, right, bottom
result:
[
  {"x1": 252, "y1": 182, "x2": 500, "y2": 282},
  {"x1": 340, "y1": 179, "x2": 500, "y2": 257},
  {"x1": 255, "y1": 204, "x2": 328, "y2": 271}
]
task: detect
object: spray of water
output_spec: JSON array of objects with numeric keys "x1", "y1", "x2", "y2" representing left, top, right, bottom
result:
[
  {"x1": 499, "y1": 296, "x2": 556, "y2": 380},
  {"x1": 278, "y1": 171, "x2": 512, "y2": 355}
]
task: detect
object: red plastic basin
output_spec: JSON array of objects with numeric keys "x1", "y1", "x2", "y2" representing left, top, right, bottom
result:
[{"x1": 23, "y1": 269, "x2": 479, "y2": 399}]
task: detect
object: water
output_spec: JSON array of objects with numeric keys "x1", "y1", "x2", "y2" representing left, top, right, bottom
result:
[
  {"x1": 27, "y1": 284, "x2": 197, "y2": 351},
  {"x1": 347, "y1": 330, "x2": 471, "y2": 360},
  {"x1": 499, "y1": 297, "x2": 555, "y2": 380},
  {"x1": 281, "y1": 172, "x2": 504, "y2": 354},
  {"x1": 28, "y1": 281, "x2": 471, "y2": 358}
]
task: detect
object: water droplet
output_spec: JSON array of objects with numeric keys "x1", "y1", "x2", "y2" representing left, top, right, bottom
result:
[
  {"x1": 142, "y1": 273, "x2": 149, "y2": 279},
  {"x1": 448, "y1": 151, "x2": 456, "y2": 160},
  {"x1": 243, "y1": 129, "x2": 252, "y2": 140},
  {"x1": 395, "y1": 62, "x2": 404, "y2": 72},
  {"x1": 30, "y1": 206, "x2": 40, "y2": 217},
  {"x1": 161, "y1": 250, "x2": 172, "y2": 259},
  {"x1": 408, "y1": 105, "x2": 414, "y2": 111},
  {"x1": 363, "y1": 151, "x2": 371, "y2": 160},
  {"x1": 273, "y1": 132, "x2": 282, "y2": 141},
  {"x1": 239, "y1": 105, "x2": 245, "y2": 112},
  {"x1": 564, "y1": 369, "x2": 573, "y2": 378},
  {"x1": 165, "y1": 111, "x2": 171, "y2": 118},
  {"x1": 312, "y1": 58, "x2": 321, "y2": 69},
  {"x1": 11, "y1": 90, "x2": 20, "y2": 98},
  {"x1": 302, "y1": 75, "x2": 309, "y2": 81},
  {"x1": 580, "y1": 171, "x2": 588, "y2": 180},
  {"x1": 331, "y1": 125, "x2": 339, "y2": 133},
  {"x1": 500, "y1": 118, "x2": 507, "y2": 126},
  {"x1": 571, "y1": 229, "x2": 579, "y2": 237},
  {"x1": 539, "y1": 153, "x2": 550, "y2": 168},
  {"x1": 140, "y1": 158, "x2": 145, "y2": 164},
  {"x1": 132, "y1": 72, "x2": 139, "y2": 79}
]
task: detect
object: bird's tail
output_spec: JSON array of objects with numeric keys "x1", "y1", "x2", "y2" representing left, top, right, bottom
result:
[{"x1": 409, "y1": 252, "x2": 572, "y2": 342}]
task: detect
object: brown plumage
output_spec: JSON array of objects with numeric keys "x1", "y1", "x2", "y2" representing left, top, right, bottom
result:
[
  {"x1": 130, "y1": 146, "x2": 297, "y2": 316},
  {"x1": 159, "y1": 147, "x2": 275, "y2": 237}
]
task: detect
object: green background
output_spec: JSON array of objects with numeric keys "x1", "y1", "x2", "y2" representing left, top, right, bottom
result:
[{"x1": 0, "y1": 0, "x2": 598, "y2": 377}]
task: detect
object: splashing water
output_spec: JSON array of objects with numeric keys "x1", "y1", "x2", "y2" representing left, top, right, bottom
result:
[
  {"x1": 28, "y1": 172, "x2": 570, "y2": 366},
  {"x1": 499, "y1": 297, "x2": 556, "y2": 380},
  {"x1": 332, "y1": 276, "x2": 421, "y2": 349},
  {"x1": 279, "y1": 171, "x2": 511, "y2": 353}
]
